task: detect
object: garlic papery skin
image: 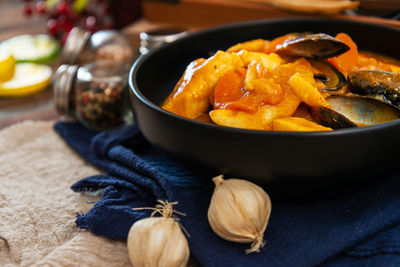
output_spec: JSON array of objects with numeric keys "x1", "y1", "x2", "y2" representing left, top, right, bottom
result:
[
  {"x1": 207, "y1": 175, "x2": 272, "y2": 253},
  {"x1": 127, "y1": 200, "x2": 190, "y2": 267},
  {"x1": 127, "y1": 216, "x2": 190, "y2": 267}
]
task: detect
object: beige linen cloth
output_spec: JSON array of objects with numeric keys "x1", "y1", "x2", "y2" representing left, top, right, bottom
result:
[{"x1": 0, "y1": 120, "x2": 131, "y2": 266}]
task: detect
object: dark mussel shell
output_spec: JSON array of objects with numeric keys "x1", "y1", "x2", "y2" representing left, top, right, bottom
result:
[
  {"x1": 313, "y1": 95, "x2": 400, "y2": 129},
  {"x1": 310, "y1": 59, "x2": 347, "y2": 91},
  {"x1": 275, "y1": 33, "x2": 349, "y2": 58},
  {"x1": 348, "y1": 70, "x2": 400, "y2": 108}
]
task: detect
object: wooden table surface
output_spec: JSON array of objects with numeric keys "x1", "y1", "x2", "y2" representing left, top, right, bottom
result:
[{"x1": 0, "y1": 0, "x2": 57, "y2": 130}]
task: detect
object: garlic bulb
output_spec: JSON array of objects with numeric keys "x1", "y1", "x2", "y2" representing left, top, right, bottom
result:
[
  {"x1": 127, "y1": 200, "x2": 190, "y2": 267},
  {"x1": 207, "y1": 175, "x2": 272, "y2": 253}
]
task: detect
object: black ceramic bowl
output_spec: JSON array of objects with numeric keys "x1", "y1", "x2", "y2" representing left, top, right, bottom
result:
[{"x1": 129, "y1": 17, "x2": 400, "y2": 189}]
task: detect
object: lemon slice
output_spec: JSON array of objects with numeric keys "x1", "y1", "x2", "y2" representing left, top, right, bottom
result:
[
  {"x1": 1, "y1": 34, "x2": 60, "y2": 64},
  {"x1": 0, "y1": 63, "x2": 52, "y2": 97},
  {"x1": 0, "y1": 46, "x2": 15, "y2": 82}
]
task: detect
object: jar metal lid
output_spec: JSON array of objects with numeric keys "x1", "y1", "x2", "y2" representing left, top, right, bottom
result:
[
  {"x1": 60, "y1": 27, "x2": 91, "y2": 64},
  {"x1": 53, "y1": 64, "x2": 79, "y2": 117},
  {"x1": 139, "y1": 27, "x2": 188, "y2": 55}
]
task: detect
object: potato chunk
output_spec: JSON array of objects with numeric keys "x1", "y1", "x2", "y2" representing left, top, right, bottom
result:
[
  {"x1": 210, "y1": 88, "x2": 300, "y2": 130},
  {"x1": 288, "y1": 72, "x2": 330, "y2": 108},
  {"x1": 272, "y1": 117, "x2": 333, "y2": 132},
  {"x1": 227, "y1": 39, "x2": 269, "y2": 53},
  {"x1": 162, "y1": 51, "x2": 244, "y2": 119},
  {"x1": 237, "y1": 50, "x2": 282, "y2": 71},
  {"x1": 209, "y1": 108, "x2": 266, "y2": 130}
]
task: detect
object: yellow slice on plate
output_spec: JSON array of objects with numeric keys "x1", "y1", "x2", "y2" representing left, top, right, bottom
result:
[
  {"x1": 0, "y1": 63, "x2": 52, "y2": 97},
  {"x1": 0, "y1": 34, "x2": 60, "y2": 64},
  {"x1": 0, "y1": 46, "x2": 15, "y2": 83}
]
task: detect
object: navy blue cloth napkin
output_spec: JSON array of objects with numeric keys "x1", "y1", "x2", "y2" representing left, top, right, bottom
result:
[{"x1": 54, "y1": 121, "x2": 400, "y2": 267}]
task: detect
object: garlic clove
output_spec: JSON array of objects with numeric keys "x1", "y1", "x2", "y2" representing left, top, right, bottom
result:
[
  {"x1": 207, "y1": 175, "x2": 272, "y2": 253},
  {"x1": 128, "y1": 217, "x2": 189, "y2": 267},
  {"x1": 127, "y1": 201, "x2": 190, "y2": 267}
]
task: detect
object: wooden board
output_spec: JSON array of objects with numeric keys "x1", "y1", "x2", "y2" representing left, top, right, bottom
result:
[{"x1": 143, "y1": 0, "x2": 400, "y2": 29}]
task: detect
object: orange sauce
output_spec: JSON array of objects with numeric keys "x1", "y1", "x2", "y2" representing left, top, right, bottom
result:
[{"x1": 168, "y1": 33, "x2": 400, "y2": 129}]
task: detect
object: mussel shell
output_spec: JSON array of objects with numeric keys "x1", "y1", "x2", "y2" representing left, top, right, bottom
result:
[
  {"x1": 313, "y1": 95, "x2": 400, "y2": 129},
  {"x1": 310, "y1": 59, "x2": 346, "y2": 91},
  {"x1": 275, "y1": 33, "x2": 349, "y2": 58},
  {"x1": 348, "y1": 70, "x2": 400, "y2": 108}
]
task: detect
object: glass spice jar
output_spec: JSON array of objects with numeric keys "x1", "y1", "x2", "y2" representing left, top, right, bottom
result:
[
  {"x1": 53, "y1": 60, "x2": 134, "y2": 131},
  {"x1": 139, "y1": 27, "x2": 188, "y2": 55},
  {"x1": 60, "y1": 27, "x2": 136, "y2": 65}
]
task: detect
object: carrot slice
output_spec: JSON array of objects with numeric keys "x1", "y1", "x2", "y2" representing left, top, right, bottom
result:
[
  {"x1": 213, "y1": 66, "x2": 287, "y2": 113},
  {"x1": 224, "y1": 92, "x2": 259, "y2": 113},
  {"x1": 264, "y1": 33, "x2": 297, "y2": 54},
  {"x1": 213, "y1": 69, "x2": 246, "y2": 109},
  {"x1": 327, "y1": 33, "x2": 358, "y2": 74}
]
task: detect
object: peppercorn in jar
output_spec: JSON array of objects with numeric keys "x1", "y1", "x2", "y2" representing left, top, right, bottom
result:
[{"x1": 53, "y1": 60, "x2": 133, "y2": 131}]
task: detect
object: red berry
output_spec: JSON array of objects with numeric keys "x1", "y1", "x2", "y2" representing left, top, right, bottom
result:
[
  {"x1": 85, "y1": 16, "x2": 97, "y2": 31},
  {"x1": 36, "y1": 1, "x2": 46, "y2": 14},
  {"x1": 47, "y1": 19, "x2": 58, "y2": 36},
  {"x1": 23, "y1": 3, "x2": 33, "y2": 16},
  {"x1": 64, "y1": 21, "x2": 74, "y2": 33},
  {"x1": 57, "y1": 1, "x2": 69, "y2": 14},
  {"x1": 57, "y1": 15, "x2": 68, "y2": 26},
  {"x1": 68, "y1": 8, "x2": 77, "y2": 17}
]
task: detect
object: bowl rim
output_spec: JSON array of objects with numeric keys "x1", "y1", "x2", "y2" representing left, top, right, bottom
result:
[{"x1": 129, "y1": 17, "x2": 400, "y2": 137}]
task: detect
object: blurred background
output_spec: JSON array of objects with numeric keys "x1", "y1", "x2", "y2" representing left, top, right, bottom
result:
[{"x1": 0, "y1": 0, "x2": 399, "y2": 130}]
